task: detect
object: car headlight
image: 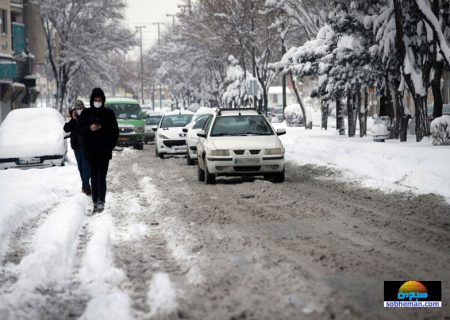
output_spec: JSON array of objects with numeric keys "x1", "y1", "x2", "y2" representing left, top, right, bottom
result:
[
  {"x1": 209, "y1": 149, "x2": 230, "y2": 156},
  {"x1": 265, "y1": 148, "x2": 284, "y2": 155},
  {"x1": 158, "y1": 134, "x2": 170, "y2": 139},
  {"x1": 135, "y1": 126, "x2": 144, "y2": 134}
]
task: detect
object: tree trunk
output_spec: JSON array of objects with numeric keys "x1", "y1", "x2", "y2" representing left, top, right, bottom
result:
[
  {"x1": 347, "y1": 91, "x2": 356, "y2": 137},
  {"x1": 359, "y1": 89, "x2": 367, "y2": 137},
  {"x1": 432, "y1": 60, "x2": 444, "y2": 118},
  {"x1": 336, "y1": 99, "x2": 345, "y2": 135},
  {"x1": 289, "y1": 72, "x2": 307, "y2": 129},
  {"x1": 414, "y1": 95, "x2": 429, "y2": 142},
  {"x1": 321, "y1": 100, "x2": 328, "y2": 130},
  {"x1": 394, "y1": 88, "x2": 410, "y2": 142}
]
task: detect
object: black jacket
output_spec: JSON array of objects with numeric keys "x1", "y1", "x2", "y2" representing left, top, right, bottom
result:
[
  {"x1": 63, "y1": 118, "x2": 84, "y2": 150},
  {"x1": 79, "y1": 88, "x2": 119, "y2": 160}
]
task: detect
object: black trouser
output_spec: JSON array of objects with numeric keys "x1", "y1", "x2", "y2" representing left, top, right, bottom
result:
[{"x1": 89, "y1": 156, "x2": 110, "y2": 204}]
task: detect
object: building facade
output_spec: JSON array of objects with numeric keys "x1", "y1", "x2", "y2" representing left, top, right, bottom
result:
[{"x1": 0, "y1": 0, "x2": 44, "y2": 123}]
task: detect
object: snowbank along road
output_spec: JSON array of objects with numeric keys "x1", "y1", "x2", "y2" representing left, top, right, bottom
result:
[{"x1": 0, "y1": 146, "x2": 449, "y2": 320}]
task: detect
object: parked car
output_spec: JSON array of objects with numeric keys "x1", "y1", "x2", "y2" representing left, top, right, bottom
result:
[
  {"x1": 184, "y1": 107, "x2": 216, "y2": 165},
  {"x1": 155, "y1": 110, "x2": 194, "y2": 159},
  {"x1": 197, "y1": 108, "x2": 286, "y2": 184},
  {"x1": 0, "y1": 108, "x2": 67, "y2": 170},
  {"x1": 144, "y1": 111, "x2": 164, "y2": 144},
  {"x1": 105, "y1": 98, "x2": 145, "y2": 150},
  {"x1": 372, "y1": 116, "x2": 392, "y2": 142}
]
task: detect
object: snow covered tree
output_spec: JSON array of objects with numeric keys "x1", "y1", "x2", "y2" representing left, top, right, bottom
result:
[
  {"x1": 222, "y1": 55, "x2": 262, "y2": 107},
  {"x1": 33, "y1": 0, "x2": 135, "y2": 112},
  {"x1": 374, "y1": 0, "x2": 450, "y2": 142}
]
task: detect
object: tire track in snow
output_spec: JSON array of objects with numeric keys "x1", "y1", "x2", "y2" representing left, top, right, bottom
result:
[
  {"x1": 78, "y1": 213, "x2": 133, "y2": 320},
  {"x1": 106, "y1": 149, "x2": 188, "y2": 319},
  {"x1": 0, "y1": 195, "x2": 88, "y2": 320}
]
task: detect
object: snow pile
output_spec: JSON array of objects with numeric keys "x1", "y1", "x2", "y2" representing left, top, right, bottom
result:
[
  {"x1": 79, "y1": 214, "x2": 133, "y2": 320},
  {"x1": 0, "y1": 166, "x2": 80, "y2": 257},
  {"x1": 147, "y1": 273, "x2": 178, "y2": 317},
  {"x1": 0, "y1": 107, "x2": 66, "y2": 158},
  {"x1": 430, "y1": 115, "x2": 450, "y2": 145},
  {"x1": 280, "y1": 127, "x2": 450, "y2": 201},
  {"x1": 284, "y1": 104, "x2": 312, "y2": 127},
  {"x1": 284, "y1": 104, "x2": 304, "y2": 127}
]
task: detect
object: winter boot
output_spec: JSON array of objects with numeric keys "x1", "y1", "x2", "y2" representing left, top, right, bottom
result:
[{"x1": 97, "y1": 202, "x2": 105, "y2": 213}]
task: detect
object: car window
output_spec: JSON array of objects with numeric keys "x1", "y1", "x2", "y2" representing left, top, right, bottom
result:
[
  {"x1": 193, "y1": 115, "x2": 212, "y2": 129},
  {"x1": 146, "y1": 116, "x2": 162, "y2": 125},
  {"x1": 108, "y1": 104, "x2": 142, "y2": 120},
  {"x1": 161, "y1": 114, "x2": 193, "y2": 128},
  {"x1": 210, "y1": 115, "x2": 274, "y2": 137}
]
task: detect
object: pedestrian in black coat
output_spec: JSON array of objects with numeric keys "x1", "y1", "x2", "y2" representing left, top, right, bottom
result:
[
  {"x1": 63, "y1": 100, "x2": 91, "y2": 195},
  {"x1": 79, "y1": 88, "x2": 119, "y2": 213}
]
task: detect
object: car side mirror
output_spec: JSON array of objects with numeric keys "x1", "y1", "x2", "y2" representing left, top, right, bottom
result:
[
  {"x1": 182, "y1": 128, "x2": 188, "y2": 133},
  {"x1": 151, "y1": 125, "x2": 158, "y2": 132},
  {"x1": 276, "y1": 128, "x2": 286, "y2": 136},
  {"x1": 197, "y1": 130, "x2": 207, "y2": 138}
]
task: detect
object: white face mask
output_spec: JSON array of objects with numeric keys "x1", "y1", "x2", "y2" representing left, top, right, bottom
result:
[
  {"x1": 76, "y1": 110, "x2": 82, "y2": 116},
  {"x1": 93, "y1": 102, "x2": 102, "y2": 108}
]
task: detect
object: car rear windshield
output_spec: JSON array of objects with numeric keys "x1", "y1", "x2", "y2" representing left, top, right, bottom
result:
[
  {"x1": 146, "y1": 116, "x2": 162, "y2": 125},
  {"x1": 193, "y1": 115, "x2": 212, "y2": 129},
  {"x1": 108, "y1": 104, "x2": 142, "y2": 120},
  {"x1": 210, "y1": 115, "x2": 274, "y2": 137},
  {"x1": 161, "y1": 114, "x2": 193, "y2": 128}
]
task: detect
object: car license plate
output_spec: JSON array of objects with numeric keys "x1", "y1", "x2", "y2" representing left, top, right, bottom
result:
[
  {"x1": 118, "y1": 137, "x2": 129, "y2": 142},
  {"x1": 235, "y1": 158, "x2": 260, "y2": 165},
  {"x1": 174, "y1": 147, "x2": 185, "y2": 152},
  {"x1": 18, "y1": 157, "x2": 41, "y2": 165}
]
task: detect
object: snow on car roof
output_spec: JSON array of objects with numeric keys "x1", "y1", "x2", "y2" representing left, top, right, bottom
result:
[
  {"x1": 218, "y1": 109, "x2": 260, "y2": 116},
  {"x1": 195, "y1": 107, "x2": 216, "y2": 115},
  {"x1": 163, "y1": 109, "x2": 194, "y2": 116},
  {"x1": 106, "y1": 98, "x2": 140, "y2": 105},
  {"x1": 0, "y1": 107, "x2": 65, "y2": 158}
]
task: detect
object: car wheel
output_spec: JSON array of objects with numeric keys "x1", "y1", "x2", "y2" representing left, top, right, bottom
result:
[
  {"x1": 159, "y1": 153, "x2": 165, "y2": 159},
  {"x1": 197, "y1": 165, "x2": 205, "y2": 182},
  {"x1": 186, "y1": 151, "x2": 195, "y2": 166},
  {"x1": 204, "y1": 164, "x2": 216, "y2": 185},
  {"x1": 134, "y1": 143, "x2": 144, "y2": 150},
  {"x1": 272, "y1": 168, "x2": 285, "y2": 183}
]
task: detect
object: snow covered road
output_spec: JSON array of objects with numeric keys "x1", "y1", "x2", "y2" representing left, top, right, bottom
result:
[{"x1": 0, "y1": 145, "x2": 449, "y2": 320}]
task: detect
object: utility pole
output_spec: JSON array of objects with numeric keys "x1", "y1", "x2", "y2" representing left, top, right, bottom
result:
[
  {"x1": 153, "y1": 22, "x2": 164, "y2": 44},
  {"x1": 250, "y1": 0, "x2": 257, "y2": 110},
  {"x1": 166, "y1": 14, "x2": 176, "y2": 32},
  {"x1": 153, "y1": 22, "x2": 165, "y2": 109},
  {"x1": 281, "y1": 23, "x2": 287, "y2": 118},
  {"x1": 136, "y1": 26, "x2": 146, "y2": 105}
]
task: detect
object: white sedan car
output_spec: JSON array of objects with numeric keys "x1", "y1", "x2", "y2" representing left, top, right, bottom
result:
[
  {"x1": 155, "y1": 110, "x2": 194, "y2": 159},
  {"x1": 183, "y1": 107, "x2": 216, "y2": 165},
  {"x1": 0, "y1": 108, "x2": 67, "y2": 169},
  {"x1": 197, "y1": 108, "x2": 286, "y2": 184}
]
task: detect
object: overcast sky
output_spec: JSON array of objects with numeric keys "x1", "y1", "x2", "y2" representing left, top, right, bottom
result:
[{"x1": 125, "y1": 0, "x2": 183, "y2": 54}]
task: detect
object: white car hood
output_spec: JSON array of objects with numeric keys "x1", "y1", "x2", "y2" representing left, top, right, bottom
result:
[
  {"x1": 158, "y1": 127, "x2": 187, "y2": 140},
  {"x1": 209, "y1": 135, "x2": 281, "y2": 150}
]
